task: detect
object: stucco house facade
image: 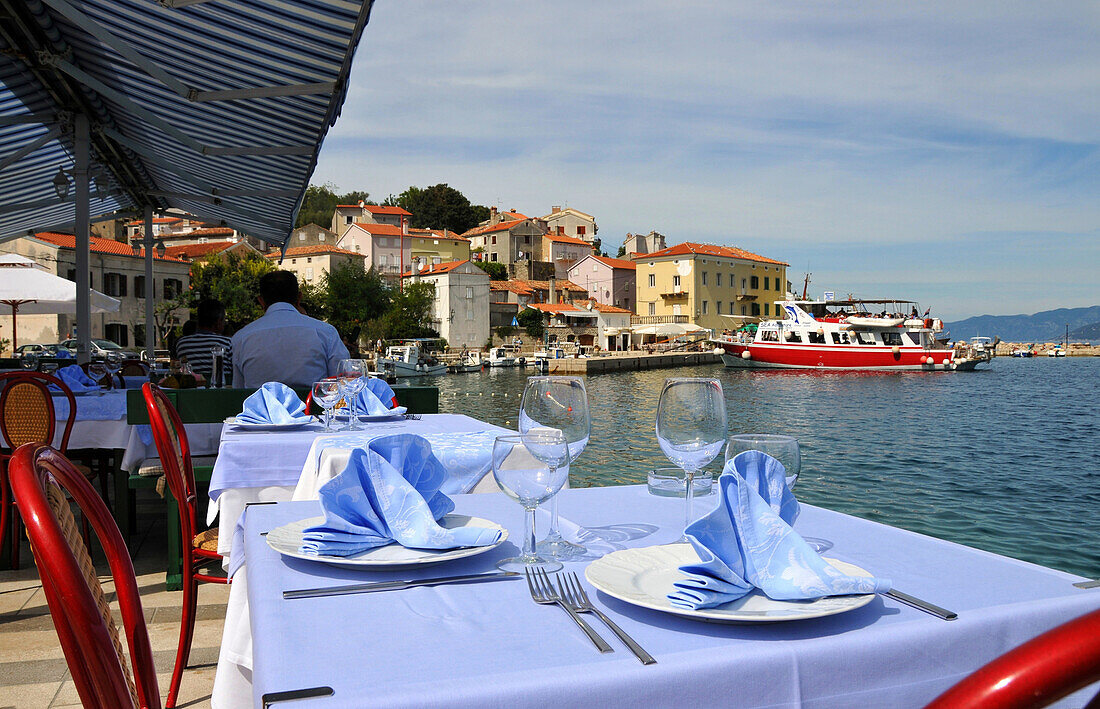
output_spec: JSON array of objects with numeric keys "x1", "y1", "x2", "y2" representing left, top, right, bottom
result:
[
  {"x1": 266, "y1": 245, "x2": 366, "y2": 287},
  {"x1": 566, "y1": 254, "x2": 636, "y2": 312},
  {"x1": 331, "y1": 203, "x2": 411, "y2": 237},
  {"x1": 462, "y1": 209, "x2": 545, "y2": 266},
  {"x1": 402, "y1": 260, "x2": 490, "y2": 349},
  {"x1": 542, "y1": 233, "x2": 594, "y2": 280},
  {"x1": 336, "y1": 222, "x2": 411, "y2": 278},
  {"x1": 540, "y1": 206, "x2": 597, "y2": 243}
]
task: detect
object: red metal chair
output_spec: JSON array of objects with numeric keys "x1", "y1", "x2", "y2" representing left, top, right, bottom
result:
[
  {"x1": 8, "y1": 443, "x2": 160, "y2": 709},
  {"x1": 141, "y1": 382, "x2": 229, "y2": 708},
  {"x1": 0, "y1": 371, "x2": 98, "y2": 569},
  {"x1": 925, "y1": 607, "x2": 1100, "y2": 708}
]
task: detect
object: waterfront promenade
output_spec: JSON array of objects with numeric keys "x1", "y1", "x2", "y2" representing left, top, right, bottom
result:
[{"x1": 541, "y1": 350, "x2": 720, "y2": 374}]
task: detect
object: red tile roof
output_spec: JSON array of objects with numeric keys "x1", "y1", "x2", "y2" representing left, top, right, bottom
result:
[
  {"x1": 407, "y1": 228, "x2": 470, "y2": 242},
  {"x1": 335, "y1": 205, "x2": 412, "y2": 216},
  {"x1": 525, "y1": 299, "x2": 630, "y2": 315},
  {"x1": 351, "y1": 222, "x2": 405, "y2": 236},
  {"x1": 489, "y1": 279, "x2": 587, "y2": 295},
  {"x1": 130, "y1": 226, "x2": 236, "y2": 241},
  {"x1": 125, "y1": 217, "x2": 182, "y2": 226},
  {"x1": 265, "y1": 245, "x2": 364, "y2": 258},
  {"x1": 34, "y1": 232, "x2": 187, "y2": 262},
  {"x1": 574, "y1": 298, "x2": 633, "y2": 314},
  {"x1": 545, "y1": 234, "x2": 592, "y2": 247},
  {"x1": 635, "y1": 242, "x2": 788, "y2": 266},
  {"x1": 589, "y1": 255, "x2": 636, "y2": 270},
  {"x1": 461, "y1": 212, "x2": 536, "y2": 238},
  {"x1": 400, "y1": 260, "x2": 475, "y2": 277},
  {"x1": 163, "y1": 241, "x2": 242, "y2": 259}
]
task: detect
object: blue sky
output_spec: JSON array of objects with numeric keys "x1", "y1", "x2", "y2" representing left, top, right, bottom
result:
[{"x1": 312, "y1": 1, "x2": 1100, "y2": 320}]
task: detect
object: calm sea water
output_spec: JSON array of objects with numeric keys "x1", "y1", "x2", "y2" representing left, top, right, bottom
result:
[{"x1": 414, "y1": 357, "x2": 1100, "y2": 578}]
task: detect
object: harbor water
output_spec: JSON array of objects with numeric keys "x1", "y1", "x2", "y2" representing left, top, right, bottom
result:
[{"x1": 415, "y1": 357, "x2": 1100, "y2": 578}]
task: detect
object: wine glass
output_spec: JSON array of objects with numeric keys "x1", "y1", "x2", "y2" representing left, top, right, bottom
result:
[
  {"x1": 518, "y1": 376, "x2": 590, "y2": 560},
  {"x1": 86, "y1": 361, "x2": 109, "y2": 388},
  {"x1": 656, "y1": 377, "x2": 727, "y2": 541},
  {"x1": 22, "y1": 353, "x2": 39, "y2": 371},
  {"x1": 725, "y1": 434, "x2": 800, "y2": 489},
  {"x1": 336, "y1": 359, "x2": 367, "y2": 431},
  {"x1": 492, "y1": 432, "x2": 570, "y2": 573},
  {"x1": 312, "y1": 380, "x2": 342, "y2": 431},
  {"x1": 724, "y1": 434, "x2": 832, "y2": 552},
  {"x1": 104, "y1": 351, "x2": 124, "y2": 388}
]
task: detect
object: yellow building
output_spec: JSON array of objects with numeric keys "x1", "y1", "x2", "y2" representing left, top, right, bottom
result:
[
  {"x1": 633, "y1": 242, "x2": 788, "y2": 332},
  {"x1": 407, "y1": 228, "x2": 471, "y2": 266}
]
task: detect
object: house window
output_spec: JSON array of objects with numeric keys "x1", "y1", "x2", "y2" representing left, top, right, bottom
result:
[
  {"x1": 763, "y1": 277, "x2": 769, "y2": 290},
  {"x1": 66, "y1": 268, "x2": 75, "y2": 282},
  {"x1": 432, "y1": 257, "x2": 441, "y2": 265},
  {"x1": 134, "y1": 324, "x2": 146, "y2": 348},
  {"x1": 701, "y1": 272, "x2": 707, "y2": 286},
  {"x1": 702, "y1": 301, "x2": 708, "y2": 314},
  {"x1": 466, "y1": 307, "x2": 474, "y2": 320},
  {"x1": 593, "y1": 263, "x2": 598, "y2": 271},
  {"x1": 673, "y1": 275, "x2": 680, "y2": 287},
  {"x1": 716, "y1": 273, "x2": 722, "y2": 287},
  {"x1": 135, "y1": 275, "x2": 146, "y2": 299},
  {"x1": 491, "y1": 236, "x2": 497, "y2": 245},
  {"x1": 648, "y1": 302, "x2": 656, "y2": 315},
  {"x1": 741, "y1": 278, "x2": 747, "y2": 290},
  {"x1": 163, "y1": 279, "x2": 182, "y2": 299},
  {"x1": 764, "y1": 303, "x2": 770, "y2": 316},
  {"x1": 717, "y1": 301, "x2": 722, "y2": 314},
  {"x1": 104, "y1": 323, "x2": 127, "y2": 347},
  {"x1": 305, "y1": 267, "x2": 314, "y2": 280},
  {"x1": 345, "y1": 215, "x2": 353, "y2": 224},
  {"x1": 741, "y1": 305, "x2": 747, "y2": 315},
  {"x1": 624, "y1": 297, "x2": 630, "y2": 309},
  {"x1": 577, "y1": 226, "x2": 586, "y2": 235},
  {"x1": 751, "y1": 276, "x2": 759, "y2": 289},
  {"x1": 291, "y1": 259, "x2": 297, "y2": 264},
  {"x1": 319, "y1": 234, "x2": 326, "y2": 242},
  {"x1": 355, "y1": 244, "x2": 361, "y2": 252},
  {"x1": 465, "y1": 287, "x2": 473, "y2": 299},
  {"x1": 751, "y1": 302, "x2": 761, "y2": 316},
  {"x1": 491, "y1": 253, "x2": 497, "y2": 262},
  {"x1": 306, "y1": 257, "x2": 312, "y2": 263},
  {"x1": 379, "y1": 255, "x2": 388, "y2": 266},
  {"x1": 103, "y1": 272, "x2": 127, "y2": 297}
]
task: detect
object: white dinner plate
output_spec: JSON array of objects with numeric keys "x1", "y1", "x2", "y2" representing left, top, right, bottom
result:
[
  {"x1": 266, "y1": 514, "x2": 509, "y2": 569},
  {"x1": 224, "y1": 416, "x2": 316, "y2": 431},
  {"x1": 584, "y1": 544, "x2": 877, "y2": 623}
]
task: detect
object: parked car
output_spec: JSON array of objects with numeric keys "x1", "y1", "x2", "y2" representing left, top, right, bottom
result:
[
  {"x1": 15, "y1": 343, "x2": 75, "y2": 359},
  {"x1": 57, "y1": 338, "x2": 137, "y2": 359}
]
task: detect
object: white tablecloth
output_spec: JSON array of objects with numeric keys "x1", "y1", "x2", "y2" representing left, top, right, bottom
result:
[{"x1": 212, "y1": 486, "x2": 1100, "y2": 708}]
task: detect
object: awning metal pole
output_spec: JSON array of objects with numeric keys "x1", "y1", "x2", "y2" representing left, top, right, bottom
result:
[
  {"x1": 74, "y1": 113, "x2": 91, "y2": 364},
  {"x1": 144, "y1": 204, "x2": 154, "y2": 362}
]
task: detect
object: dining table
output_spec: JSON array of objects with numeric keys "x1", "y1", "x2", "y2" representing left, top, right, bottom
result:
[
  {"x1": 207, "y1": 413, "x2": 512, "y2": 562},
  {"x1": 210, "y1": 483, "x2": 1100, "y2": 709}
]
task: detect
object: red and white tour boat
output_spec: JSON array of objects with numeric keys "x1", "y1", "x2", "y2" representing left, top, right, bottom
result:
[{"x1": 711, "y1": 298, "x2": 979, "y2": 371}]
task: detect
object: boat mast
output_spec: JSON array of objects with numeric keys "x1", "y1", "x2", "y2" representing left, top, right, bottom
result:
[{"x1": 801, "y1": 273, "x2": 811, "y2": 300}]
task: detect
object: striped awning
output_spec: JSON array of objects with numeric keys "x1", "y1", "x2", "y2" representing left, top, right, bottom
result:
[{"x1": 0, "y1": 0, "x2": 374, "y2": 246}]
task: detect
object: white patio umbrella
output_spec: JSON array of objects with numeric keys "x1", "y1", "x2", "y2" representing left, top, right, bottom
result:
[
  {"x1": 0, "y1": 254, "x2": 120, "y2": 349},
  {"x1": 631, "y1": 322, "x2": 708, "y2": 337}
]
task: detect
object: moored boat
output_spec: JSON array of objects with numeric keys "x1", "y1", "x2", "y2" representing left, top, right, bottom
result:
[
  {"x1": 487, "y1": 346, "x2": 516, "y2": 367},
  {"x1": 712, "y1": 298, "x2": 959, "y2": 371},
  {"x1": 376, "y1": 343, "x2": 447, "y2": 377},
  {"x1": 448, "y1": 350, "x2": 485, "y2": 373}
]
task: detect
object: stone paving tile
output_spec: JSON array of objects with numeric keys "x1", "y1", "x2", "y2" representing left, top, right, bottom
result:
[{"x1": 0, "y1": 680, "x2": 62, "y2": 709}]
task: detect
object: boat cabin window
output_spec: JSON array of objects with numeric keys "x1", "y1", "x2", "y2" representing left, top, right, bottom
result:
[
  {"x1": 882, "y1": 332, "x2": 903, "y2": 346},
  {"x1": 785, "y1": 330, "x2": 803, "y2": 343},
  {"x1": 760, "y1": 330, "x2": 780, "y2": 342},
  {"x1": 830, "y1": 332, "x2": 851, "y2": 344},
  {"x1": 856, "y1": 331, "x2": 876, "y2": 345},
  {"x1": 904, "y1": 332, "x2": 921, "y2": 346},
  {"x1": 807, "y1": 331, "x2": 826, "y2": 344}
]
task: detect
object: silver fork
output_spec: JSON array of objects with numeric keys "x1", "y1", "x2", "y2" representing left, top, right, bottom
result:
[
  {"x1": 558, "y1": 572, "x2": 656, "y2": 665},
  {"x1": 526, "y1": 567, "x2": 613, "y2": 653}
]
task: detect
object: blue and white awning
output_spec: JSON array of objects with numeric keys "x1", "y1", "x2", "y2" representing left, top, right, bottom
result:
[{"x1": 0, "y1": 0, "x2": 374, "y2": 246}]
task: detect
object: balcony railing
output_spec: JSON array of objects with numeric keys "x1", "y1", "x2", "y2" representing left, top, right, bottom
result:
[{"x1": 631, "y1": 315, "x2": 691, "y2": 325}]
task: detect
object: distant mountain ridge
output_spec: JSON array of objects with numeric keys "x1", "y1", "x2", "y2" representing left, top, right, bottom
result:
[{"x1": 944, "y1": 305, "x2": 1100, "y2": 343}]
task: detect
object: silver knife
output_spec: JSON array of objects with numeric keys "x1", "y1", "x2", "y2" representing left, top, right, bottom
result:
[
  {"x1": 885, "y1": 589, "x2": 957, "y2": 620},
  {"x1": 1074, "y1": 579, "x2": 1100, "y2": 589},
  {"x1": 284, "y1": 571, "x2": 519, "y2": 599}
]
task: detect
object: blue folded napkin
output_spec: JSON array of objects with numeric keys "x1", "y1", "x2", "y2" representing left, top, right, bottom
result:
[
  {"x1": 668, "y1": 451, "x2": 891, "y2": 609},
  {"x1": 356, "y1": 378, "x2": 406, "y2": 416},
  {"x1": 300, "y1": 433, "x2": 502, "y2": 556},
  {"x1": 237, "y1": 382, "x2": 310, "y2": 425},
  {"x1": 52, "y1": 364, "x2": 100, "y2": 393}
]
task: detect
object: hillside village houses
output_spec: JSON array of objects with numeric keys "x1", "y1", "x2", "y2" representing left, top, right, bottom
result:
[
  {"x1": 266, "y1": 244, "x2": 366, "y2": 287},
  {"x1": 402, "y1": 260, "x2": 491, "y2": 348},
  {"x1": 540, "y1": 206, "x2": 597, "y2": 242},
  {"x1": 527, "y1": 299, "x2": 634, "y2": 351},
  {"x1": 463, "y1": 208, "x2": 546, "y2": 269},
  {"x1": 331, "y1": 203, "x2": 410, "y2": 237},
  {"x1": 567, "y1": 254, "x2": 637, "y2": 312},
  {"x1": 1, "y1": 232, "x2": 190, "y2": 348}
]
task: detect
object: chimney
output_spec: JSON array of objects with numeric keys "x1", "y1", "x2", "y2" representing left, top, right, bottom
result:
[
  {"x1": 358, "y1": 200, "x2": 364, "y2": 208},
  {"x1": 489, "y1": 206, "x2": 499, "y2": 225},
  {"x1": 551, "y1": 205, "x2": 561, "y2": 213},
  {"x1": 548, "y1": 276, "x2": 557, "y2": 304}
]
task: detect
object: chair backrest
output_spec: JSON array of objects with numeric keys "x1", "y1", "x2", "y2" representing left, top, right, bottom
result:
[
  {"x1": 141, "y1": 383, "x2": 198, "y2": 546},
  {"x1": 0, "y1": 371, "x2": 75, "y2": 452},
  {"x1": 120, "y1": 360, "x2": 150, "y2": 377},
  {"x1": 925, "y1": 606, "x2": 1100, "y2": 708},
  {"x1": 8, "y1": 444, "x2": 160, "y2": 709}
]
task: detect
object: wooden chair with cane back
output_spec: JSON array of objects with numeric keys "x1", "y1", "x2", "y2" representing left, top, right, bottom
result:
[
  {"x1": 141, "y1": 382, "x2": 229, "y2": 707},
  {"x1": 8, "y1": 443, "x2": 160, "y2": 709},
  {"x1": 0, "y1": 371, "x2": 99, "y2": 569}
]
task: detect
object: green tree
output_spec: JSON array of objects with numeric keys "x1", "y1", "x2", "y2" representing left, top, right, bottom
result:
[
  {"x1": 517, "y1": 307, "x2": 545, "y2": 340},
  {"x1": 313, "y1": 262, "x2": 390, "y2": 344},
  {"x1": 616, "y1": 245, "x2": 627, "y2": 258},
  {"x1": 295, "y1": 183, "x2": 374, "y2": 229},
  {"x1": 387, "y1": 183, "x2": 490, "y2": 233},
  {"x1": 366, "y1": 281, "x2": 439, "y2": 340},
  {"x1": 188, "y1": 252, "x2": 276, "y2": 332},
  {"x1": 475, "y1": 261, "x2": 507, "y2": 280}
]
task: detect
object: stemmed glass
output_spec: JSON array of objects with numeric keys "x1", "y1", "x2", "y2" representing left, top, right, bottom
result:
[
  {"x1": 518, "y1": 376, "x2": 590, "y2": 560},
  {"x1": 312, "y1": 380, "x2": 342, "y2": 431},
  {"x1": 725, "y1": 434, "x2": 801, "y2": 489},
  {"x1": 104, "y1": 351, "x2": 124, "y2": 389},
  {"x1": 492, "y1": 432, "x2": 570, "y2": 573},
  {"x1": 22, "y1": 353, "x2": 39, "y2": 371},
  {"x1": 86, "y1": 361, "x2": 109, "y2": 389},
  {"x1": 336, "y1": 359, "x2": 367, "y2": 431},
  {"x1": 655, "y1": 377, "x2": 728, "y2": 541}
]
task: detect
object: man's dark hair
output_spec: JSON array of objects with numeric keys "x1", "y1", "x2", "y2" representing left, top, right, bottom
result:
[
  {"x1": 259, "y1": 270, "x2": 299, "y2": 305},
  {"x1": 196, "y1": 298, "x2": 226, "y2": 328}
]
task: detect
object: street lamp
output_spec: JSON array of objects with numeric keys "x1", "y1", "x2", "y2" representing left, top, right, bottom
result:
[
  {"x1": 52, "y1": 166, "x2": 70, "y2": 199},
  {"x1": 155, "y1": 240, "x2": 166, "y2": 258}
]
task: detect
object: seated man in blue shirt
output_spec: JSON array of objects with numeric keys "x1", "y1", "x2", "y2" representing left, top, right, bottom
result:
[{"x1": 231, "y1": 270, "x2": 350, "y2": 388}]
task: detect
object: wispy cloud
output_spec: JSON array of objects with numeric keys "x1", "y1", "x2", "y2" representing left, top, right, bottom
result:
[{"x1": 315, "y1": 0, "x2": 1100, "y2": 317}]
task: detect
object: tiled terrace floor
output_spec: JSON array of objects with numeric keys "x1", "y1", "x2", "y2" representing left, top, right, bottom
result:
[{"x1": 0, "y1": 488, "x2": 229, "y2": 708}]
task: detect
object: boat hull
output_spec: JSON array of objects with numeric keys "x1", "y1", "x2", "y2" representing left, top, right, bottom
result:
[
  {"x1": 716, "y1": 342, "x2": 954, "y2": 371},
  {"x1": 378, "y1": 359, "x2": 447, "y2": 377}
]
